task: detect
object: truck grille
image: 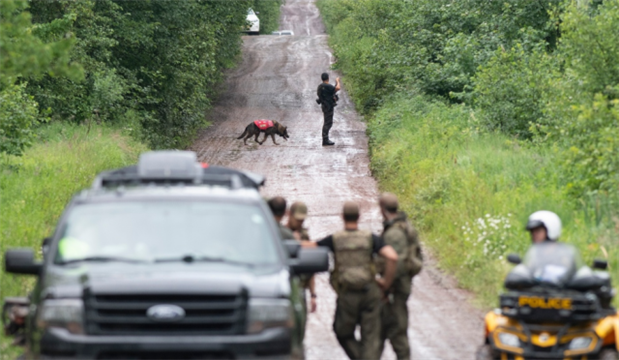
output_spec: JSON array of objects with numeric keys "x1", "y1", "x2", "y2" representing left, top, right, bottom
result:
[
  {"x1": 96, "y1": 350, "x2": 233, "y2": 360},
  {"x1": 85, "y1": 293, "x2": 247, "y2": 335}
]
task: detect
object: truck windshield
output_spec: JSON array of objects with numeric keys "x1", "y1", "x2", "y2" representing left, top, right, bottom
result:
[
  {"x1": 54, "y1": 201, "x2": 279, "y2": 266},
  {"x1": 522, "y1": 242, "x2": 583, "y2": 287}
]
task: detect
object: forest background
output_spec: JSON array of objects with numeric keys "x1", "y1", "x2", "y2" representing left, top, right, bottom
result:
[
  {"x1": 316, "y1": 0, "x2": 619, "y2": 306},
  {"x1": 0, "y1": 1, "x2": 281, "y2": 357}
]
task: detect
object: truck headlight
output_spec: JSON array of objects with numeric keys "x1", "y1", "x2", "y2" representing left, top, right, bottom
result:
[
  {"x1": 498, "y1": 332, "x2": 521, "y2": 348},
  {"x1": 247, "y1": 299, "x2": 292, "y2": 334},
  {"x1": 568, "y1": 337, "x2": 592, "y2": 350},
  {"x1": 37, "y1": 299, "x2": 84, "y2": 335}
]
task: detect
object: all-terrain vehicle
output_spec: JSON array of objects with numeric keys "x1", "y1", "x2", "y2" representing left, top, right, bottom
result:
[
  {"x1": 478, "y1": 242, "x2": 618, "y2": 360},
  {"x1": 3, "y1": 151, "x2": 328, "y2": 359}
]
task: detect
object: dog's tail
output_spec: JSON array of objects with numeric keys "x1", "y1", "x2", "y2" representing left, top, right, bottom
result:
[{"x1": 237, "y1": 126, "x2": 248, "y2": 139}]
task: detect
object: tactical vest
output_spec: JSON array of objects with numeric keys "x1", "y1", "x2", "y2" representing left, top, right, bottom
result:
[
  {"x1": 376, "y1": 218, "x2": 423, "y2": 279},
  {"x1": 330, "y1": 230, "x2": 375, "y2": 292},
  {"x1": 254, "y1": 120, "x2": 274, "y2": 130}
]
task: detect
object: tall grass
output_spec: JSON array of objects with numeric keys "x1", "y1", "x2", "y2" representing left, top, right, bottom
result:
[
  {"x1": 0, "y1": 123, "x2": 147, "y2": 359},
  {"x1": 368, "y1": 95, "x2": 619, "y2": 306}
]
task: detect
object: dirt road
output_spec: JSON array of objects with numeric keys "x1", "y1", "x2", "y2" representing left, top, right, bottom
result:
[{"x1": 191, "y1": 0, "x2": 484, "y2": 358}]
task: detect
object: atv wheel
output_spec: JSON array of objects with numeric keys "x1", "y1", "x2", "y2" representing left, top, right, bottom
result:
[
  {"x1": 598, "y1": 349, "x2": 619, "y2": 360},
  {"x1": 476, "y1": 345, "x2": 497, "y2": 360}
]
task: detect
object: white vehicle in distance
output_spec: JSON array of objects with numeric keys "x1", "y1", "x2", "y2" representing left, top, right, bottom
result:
[
  {"x1": 272, "y1": 30, "x2": 294, "y2": 36},
  {"x1": 245, "y1": 8, "x2": 260, "y2": 35}
]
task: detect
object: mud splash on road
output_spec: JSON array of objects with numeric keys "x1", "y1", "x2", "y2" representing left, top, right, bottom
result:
[{"x1": 191, "y1": 1, "x2": 484, "y2": 358}]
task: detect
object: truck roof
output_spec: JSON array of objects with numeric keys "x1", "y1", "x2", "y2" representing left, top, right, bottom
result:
[{"x1": 74, "y1": 150, "x2": 265, "y2": 204}]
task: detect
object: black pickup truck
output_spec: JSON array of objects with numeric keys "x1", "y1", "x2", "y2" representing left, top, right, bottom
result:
[{"x1": 3, "y1": 151, "x2": 328, "y2": 359}]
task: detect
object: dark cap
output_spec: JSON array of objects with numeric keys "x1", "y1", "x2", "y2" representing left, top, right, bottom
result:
[
  {"x1": 290, "y1": 201, "x2": 308, "y2": 221},
  {"x1": 267, "y1": 196, "x2": 287, "y2": 217},
  {"x1": 342, "y1": 201, "x2": 360, "y2": 217},
  {"x1": 379, "y1": 192, "x2": 399, "y2": 212}
]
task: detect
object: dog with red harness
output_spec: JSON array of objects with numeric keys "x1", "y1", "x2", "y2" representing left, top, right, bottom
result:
[{"x1": 237, "y1": 120, "x2": 290, "y2": 145}]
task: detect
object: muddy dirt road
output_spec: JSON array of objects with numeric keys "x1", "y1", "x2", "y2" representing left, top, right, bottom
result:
[{"x1": 191, "y1": 0, "x2": 484, "y2": 358}]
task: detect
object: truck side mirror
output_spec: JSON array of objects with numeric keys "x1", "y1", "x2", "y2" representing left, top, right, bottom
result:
[
  {"x1": 507, "y1": 253, "x2": 521, "y2": 265},
  {"x1": 283, "y1": 239, "x2": 301, "y2": 258},
  {"x1": 4, "y1": 249, "x2": 42, "y2": 275},
  {"x1": 42, "y1": 237, "x2": 51, "y2": 257},
  {"x1": 290, "y1": 248, "x2": 329, "y2": 275},
  {"x1": 592, "y1": 259, "x2": 608, "y2": 270}
]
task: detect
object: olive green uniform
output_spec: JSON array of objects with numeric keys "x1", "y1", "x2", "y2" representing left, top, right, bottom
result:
[
  {"x1": 278, "y1": 223, "x2": 295, "y2": 240},
  {"x1": 289, "y1": 226, "x2": 312, "y2": 292},
  {"x1": 291, "y1": 227, "x2": 310, "y2": 241},
  {"x1": 377, "y1": 212, "x2": 420, "y2": 360},
  {"x1": 317, "y1": 229, "x2": 385, "y2": 360}
]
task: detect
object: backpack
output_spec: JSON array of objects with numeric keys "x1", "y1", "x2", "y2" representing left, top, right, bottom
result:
[{"x1": 395, "y1": 220, "x2": 423, "y2": 277}]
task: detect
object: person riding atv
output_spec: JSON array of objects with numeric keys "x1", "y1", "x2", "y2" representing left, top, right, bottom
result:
[{"x1": 477, "y1": 211, "x2": 618, "y2": 360}]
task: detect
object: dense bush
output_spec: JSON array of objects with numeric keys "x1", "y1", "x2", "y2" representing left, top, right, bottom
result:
[
  {"x1": 0, "y1": 0, "x2": 80, "y2": 156},
  {"x1": 543, "y1": 0, "x2": 619, "y2": 196},
  {"x1": 2, "y1": 0, "x2": 278, "y2": 154},
  {"x1": 319, "y1": 0, "x2": 561, "y2": 114},
  {"x1": 0, "y1": 84, "x2": 40, "y2": 155},
  {"x1": 319, "y1": 0, "x2": 619, "y2": 197},
  {"x1": 470, "y1": 46, "x2": 554, "y2": 138},
  {"x1": 253, "y1": 0, "x2": 283, "y2": 34},
  {"x1": 24, "y1": 0, "x2": 253, "y2": 149}
]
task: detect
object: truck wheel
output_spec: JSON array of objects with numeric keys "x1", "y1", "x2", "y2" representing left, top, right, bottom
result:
[
  {"x1": 476, "y1": 345, "x2": 497, "y2": 360},
  {"x1": 598, "y1": 349, "x2": 619, "y2": 360}
]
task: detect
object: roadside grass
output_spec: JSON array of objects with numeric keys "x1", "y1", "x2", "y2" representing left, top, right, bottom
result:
[
  {"x1": 0, "y1": 123, "x2": 147, "y2": 359},
  {"x1": 368, "y1": 95, "x2": 619, "y2": 307}
]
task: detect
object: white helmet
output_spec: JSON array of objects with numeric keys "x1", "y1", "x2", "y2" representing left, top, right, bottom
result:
[{"x1": 526, "y1": 210, "x2": 562, "y2": 241}]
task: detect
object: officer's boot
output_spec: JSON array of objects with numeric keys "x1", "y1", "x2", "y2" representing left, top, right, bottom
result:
[{"x1": 322, "y1": 137, "x2": 335, "y2": 146}]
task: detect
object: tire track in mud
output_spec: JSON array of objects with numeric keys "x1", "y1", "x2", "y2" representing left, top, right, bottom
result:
[{"x1": 191, "y1": 1, "x2": 484, "y2": 358}]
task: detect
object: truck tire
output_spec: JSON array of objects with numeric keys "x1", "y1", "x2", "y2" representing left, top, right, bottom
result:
[
  {"x1": 598, "y1": 349, "x2": 619, "y2": 360},
  {"x1": 476, "y1": 345, "x2": 497, "y2": 360}
]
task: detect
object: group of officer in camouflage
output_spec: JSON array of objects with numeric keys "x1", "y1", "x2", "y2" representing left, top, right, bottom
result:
[{"x1": 268, "y1": 193, "x2": 423, "y2": 360}]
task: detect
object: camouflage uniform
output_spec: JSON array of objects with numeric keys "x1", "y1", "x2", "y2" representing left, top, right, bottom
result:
[
  {"x1": 323, "y1": 229, "x2": 383, "y2": 360},
  {"x1": 294, "y1": 227, "x2": 310, "y2": 241},
  {"x1": 377, "y1": 212, "x2": 420, "y2": 360}
]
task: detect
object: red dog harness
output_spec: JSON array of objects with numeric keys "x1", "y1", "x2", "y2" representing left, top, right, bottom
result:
[{"x1": 254, "y1": 120, "x2": 274, "y2": 130}]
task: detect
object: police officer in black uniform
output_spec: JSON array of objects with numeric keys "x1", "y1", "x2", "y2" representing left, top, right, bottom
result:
[{"x1": 317, "y1": 72, "x2": 341, "y2": 146}]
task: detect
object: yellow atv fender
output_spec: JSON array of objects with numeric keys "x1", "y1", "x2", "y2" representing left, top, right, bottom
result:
[
  {"x1": 595, "y1": 313, "x2": 619, "y2": 351},
  {"x1": 484, "y1": 310, "x2": 509, "y2": 336}
]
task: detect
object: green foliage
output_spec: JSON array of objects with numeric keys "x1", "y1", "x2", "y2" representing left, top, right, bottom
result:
[
  {"x1": 0, "y1": 123, "x2": 147, "y2": 297},
  {"x1": 319, "y1": 0, "x2": 619, "y2": 306},
  {"x1": 0, "y1": 0, "x2": 80, "y2": 86},
  {"x1": 2, "y1": 0, "x2": 253, "y2": 151},
  {"x1": 253, "y1": 0, "x2": 283, "y2": 34},
  {"x1": 368, "y1": 95, "x2": 618, "y2": 306},
  {"x1": 2, "y1": 0, "x2": 280, "y2": 151},
  {"x1": 318, "y1": 0, "x2": 561, "y2": 114},
  {"x1": 471, "y1": 45, "x2": 555, "y2": 138},
  {"x1": 0, "y1": 83, "x2": 39, "y2": 156},
  {"x1": 0, "y1": 0, "x2": 80, "y2": 156},
  {"x1": 541, "y1": 0, "x2": 619, "y2": 196}
]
